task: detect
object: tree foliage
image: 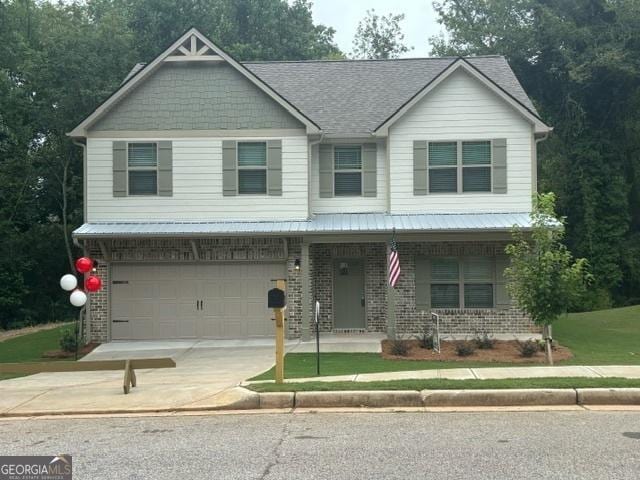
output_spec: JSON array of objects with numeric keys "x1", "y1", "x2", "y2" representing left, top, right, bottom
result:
[
  {"x1": 431, "y1": 0, "x2": 640, "y2": 308},
  {"x1": 505, "y1": 193, "x2": 592, "y2": 364},
  {"x1": 0, "y1": 0, "x2": 340, "y2": 329},
  {"x1": 352, "y1": 9, "x2": 412, "y2": 59}
]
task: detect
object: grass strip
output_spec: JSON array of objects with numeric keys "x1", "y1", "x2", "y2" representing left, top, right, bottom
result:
[{"x1": 248, "y1": 377, "x2": 640, "y2": 393}]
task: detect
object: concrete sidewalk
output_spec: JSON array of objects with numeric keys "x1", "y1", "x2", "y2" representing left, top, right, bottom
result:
[{"x1": 246, "y1": 365, "x2": 640, "y2": 384}]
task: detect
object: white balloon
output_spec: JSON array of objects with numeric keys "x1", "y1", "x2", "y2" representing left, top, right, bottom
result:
[
  {"x1": 70, "y1": 289, "x2": 87, "y2": 307},
  {"x1": 60, "y1": 274, "x2": 78, "y2": 291}
]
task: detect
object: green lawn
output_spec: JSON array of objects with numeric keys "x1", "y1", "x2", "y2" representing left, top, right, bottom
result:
[
  {"x1": 0, "y1": 324, "x2": 74, "y2": 380},
  {"x1": 252, "y1": 305, "x2": 640, "y2": 381},
  {"x1": 249, "y1": 376, "x2": 640, "y2": 393}
]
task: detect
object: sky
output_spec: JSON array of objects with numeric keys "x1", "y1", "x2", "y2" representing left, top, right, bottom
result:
[{"x1": 310, "y1": 0, "x2": 444, "y2": 57}]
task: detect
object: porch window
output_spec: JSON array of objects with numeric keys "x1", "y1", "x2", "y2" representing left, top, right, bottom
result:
[
  {"x1": 238, "y1": 142, "x2": 267, "y2": 194},
  {"x1": 334, "y1": 146, "x2": 362, "y2": 196},
  {"x1": 128, "y1": 143, "x2": 158, "y2": 195},
  {"x1": 428, "y1": 257, "x2": 495, "y2": 309}
]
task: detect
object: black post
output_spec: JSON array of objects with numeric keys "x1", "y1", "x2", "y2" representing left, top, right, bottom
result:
[{"x1": 316, "y1": 316, "x2": 320, "y2": 376}]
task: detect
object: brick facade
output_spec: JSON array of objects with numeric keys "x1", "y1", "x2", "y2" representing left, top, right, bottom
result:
[{"x1": 84, "y1": 237, "x2": 538, "y2": 343}]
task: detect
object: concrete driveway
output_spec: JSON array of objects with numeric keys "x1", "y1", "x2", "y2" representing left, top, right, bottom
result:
[
  {"x1": 0, "y1": 339, "x2": 278, "y2": 416},
  {"x1": 0, "y1": 334, "x2": 384, "y2": 416}
]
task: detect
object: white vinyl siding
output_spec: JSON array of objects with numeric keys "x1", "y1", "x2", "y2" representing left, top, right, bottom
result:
[
  {"x1": 311, "y1": 140, "x2": 387, "y2": 213},
  {"x1": 86, "y1": 135, "x2": 308, "y2": 221},
  {"x1": 389, "y1": 68, "x2": 534, "y2": 213}
]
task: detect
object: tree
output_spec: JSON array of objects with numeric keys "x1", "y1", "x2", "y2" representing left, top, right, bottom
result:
[
  {"x1": 352, "y1": 9, "x2": 412, "y2": 59},
  {"x1": 431, "y1": 0, "x2": 640, "y2": 309},
  {"x1": 505, "y1": 193, "x2": 592, "y2": 364}
]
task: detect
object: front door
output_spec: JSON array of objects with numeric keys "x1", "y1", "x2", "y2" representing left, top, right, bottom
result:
[{"x1": 333, "y1": 258, "x2": 365, "y2": 329}]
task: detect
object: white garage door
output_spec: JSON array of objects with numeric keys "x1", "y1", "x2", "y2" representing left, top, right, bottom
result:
[{"x1": 110, "y1": 263, "x2": 285, "y2": 340}]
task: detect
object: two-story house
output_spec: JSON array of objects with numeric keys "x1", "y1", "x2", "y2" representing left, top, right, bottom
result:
[{"x1": 70, "y1": 28, "x2": 551, "y2": 343}]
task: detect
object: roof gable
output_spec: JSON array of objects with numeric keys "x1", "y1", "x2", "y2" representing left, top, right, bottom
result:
[{"x1": 68, "y1": 28, "x2": 319, "y2": 137}]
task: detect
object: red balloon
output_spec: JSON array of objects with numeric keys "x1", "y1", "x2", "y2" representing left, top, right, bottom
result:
[
  {"x1": 75, "y1": 257, "x2": 93, "y2": 274},
  {"x1": 85, "y1": 275, "x2": 102, "y2": 292}
]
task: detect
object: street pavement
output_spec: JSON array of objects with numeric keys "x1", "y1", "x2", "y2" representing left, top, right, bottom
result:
[{"x1": 1, "y1": 410, "x2": 639, "y2": 479}]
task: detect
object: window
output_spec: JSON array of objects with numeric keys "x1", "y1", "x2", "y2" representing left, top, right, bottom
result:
[
  {"x1": 334, "y1": 146, "x2": 362, "y2": 196},
  {"x1": 238, "y1": 142, "x2": 267, "y2": 194},
  {"x1": 430, "y1": 258, "x2": 460, "y2": 308},
  {"x1": 429, "y1": 257, "x2": 495, "y2": 309},
  {"x1": 427, "y1": 140, "x2": 492, "y2": 193},
  {"x1": 428, "y1": 142, "x2": 457, "y2": 193},
  {"x1": 462, "y1": 141, "x2": 491, "y2": 192},
  {"x1": 128, "y1": 143, "x2": 157, "y2": 195}
]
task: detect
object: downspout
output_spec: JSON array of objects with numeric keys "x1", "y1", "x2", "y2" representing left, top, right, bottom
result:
[
  {"x1": 307, "y1": 133, "x2": 324, "y2": 219},
  {"x1": 71, "y1": 138, "x2": 90, "y2": 342}
]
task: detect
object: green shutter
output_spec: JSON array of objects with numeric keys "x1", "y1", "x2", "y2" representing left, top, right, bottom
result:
[
  {"x1": 362, "y1": 143, "x2": 377, "y2": 197},
  {"x1": 415, "y1": 256, "x2": 431, "y2": 311},
  {"x1": 222, "y1": 140, "x2": 237, "y2": 196},
  {"x1": 113, "y1": 141, "x2": 127, "y2": 197},
  {"x1": 495, "y1": 255, "x2": 511, "y2": 309},
  {"x1": 267, "y1": 139, "x2": 282, "y2": 196},
  {"x1": 413, "y1": 141, "x2": 428, "y2": 195},
  {"x1": 492, "y1": 138, "x2": 507, "y2": 194},
  {"x1": 319, "y1": 144, "x2": 333, "y2": 198},
  {"x1": 157, "y1": 141, "x2": 172, "y2": 196}
]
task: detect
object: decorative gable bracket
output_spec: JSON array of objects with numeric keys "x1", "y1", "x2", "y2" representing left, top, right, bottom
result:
[{"x1": 164, "y1": 34, "x2": 223, "y2": 62}]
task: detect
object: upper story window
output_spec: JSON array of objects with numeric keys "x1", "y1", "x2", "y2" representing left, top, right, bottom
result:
[
  {"x1": 334, "y1": 146, "x2": 362, "y2": 196},
  {"x1": 428, "y1": 140, "x2": 492, "y2": 193},
  {"x1": 237, "y1": 142, "x2": 267, "y2": 195},
  {"x1": 430, "y1": 257, "x2": 494, "y2": 309},
  {"x1": 128, "y1": 143, "x2": 158, "y2": 195}
]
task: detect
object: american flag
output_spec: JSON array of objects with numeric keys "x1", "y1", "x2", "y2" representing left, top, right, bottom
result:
[{"x1": 388, "y1": 234, "x2": 401, "y2": 288}]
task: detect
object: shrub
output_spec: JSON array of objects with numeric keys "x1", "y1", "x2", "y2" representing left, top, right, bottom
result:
[
  {"x1": 474, "y1": 332, "x2": 495, "y2": 350},
  {"x1": 414, "y1": 331, "x2": 434, "y2": 350},
  {"x1": 59, "y1": 328, "x2": 78, "y2": 353},
  {"x1": 454, "y1": 340, "x2": 475, "y2": 357},
  {"x1": 389, "y1": 338, "x2": 410, "y2": 356},
  {"x1": 516, "y1": 339, "x2": 538, "y2": 358}
]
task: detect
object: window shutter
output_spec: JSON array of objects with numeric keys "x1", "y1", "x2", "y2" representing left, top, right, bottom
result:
[
  {"x1": 267, "y1": 139, "x2": 282, "y2": 196},
  {"x1": 362, "y1": 143, "x2": 377, "y2": 197},
  {"x1": 113, "y1": 141, "x2": 127, "y2": 197},
  {"x1": 413, "y1": 141, "x2": 428, "y2": 195},
  {"x1": 157, "y1": 141, "x2": 173, "y2": 196},
  {"x1": 492, "y1": 138, "x2": 507, "y2": 194},
  {"x1": 495, "y1": 255, "x2": 511, "y2": 309},
  {"x1": 319, "y1": 144, "x2": 333, "y2": 198},
  {"x1": 222, "y1": 140, "x2": 237, "y2": 196},
  {"x1": 415, "y1": 256, "x2": 431, "y2": 311}
]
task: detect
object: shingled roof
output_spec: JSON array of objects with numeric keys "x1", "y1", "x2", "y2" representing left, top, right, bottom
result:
[
  {"x1": 119, "y1": 55, "x2": 540, "y2": 137},
  {"x1": 243, "y1": 56, "x2": 537, "y2": 137}
]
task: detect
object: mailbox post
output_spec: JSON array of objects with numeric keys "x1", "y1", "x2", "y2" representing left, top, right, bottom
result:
[{"x1": 268, "y1": 280, "x2": 287, "y2": 384}]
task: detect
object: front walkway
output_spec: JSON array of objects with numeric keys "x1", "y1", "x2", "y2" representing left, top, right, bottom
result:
[{"x1": 247, "y1": 365, "x2": 640, "y2": 384}]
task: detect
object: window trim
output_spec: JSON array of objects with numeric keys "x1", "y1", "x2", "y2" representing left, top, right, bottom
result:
[
  {"x1": 427, "y1": 140, "x2": 493, "y2": 194},
  {"x1": 333, "y1": 144, "x2": 363, "y2": 197},
  {"x1": 236, "y1": 141, "x2": 268, "y2": 196},
  {"x1": 428, "y1": 256, "x2": 496, "y2": 309},
  {"x1": 127, "y1": 142, "x2": 158, "y2": 196}
]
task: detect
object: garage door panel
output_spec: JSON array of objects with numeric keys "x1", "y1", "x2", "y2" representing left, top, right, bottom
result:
[{"x1": 112, "y1": 262, "x2": 284, "y2": 340}]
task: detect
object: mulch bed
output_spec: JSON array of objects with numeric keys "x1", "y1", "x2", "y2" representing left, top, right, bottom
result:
[
  {"x1": 42, "y1": 343, "x2": 100, "y2": 359},
  {"x1": 381, "y1": 339, "x2": 573, "y2": 363}
]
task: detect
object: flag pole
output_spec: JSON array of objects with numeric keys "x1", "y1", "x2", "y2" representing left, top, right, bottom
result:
[{"x1": 386, "y1": 228, "x2": 397, "y2": 340}]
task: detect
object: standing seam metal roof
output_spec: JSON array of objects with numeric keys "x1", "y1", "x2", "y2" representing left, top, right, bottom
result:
[{"x1": 72, "y1": 212, "x2": 532, "y2": 238}]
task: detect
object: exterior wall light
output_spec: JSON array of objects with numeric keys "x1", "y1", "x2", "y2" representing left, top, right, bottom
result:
[{"x1": 294, "y1": 259, "x2": 301, "y2": 271}]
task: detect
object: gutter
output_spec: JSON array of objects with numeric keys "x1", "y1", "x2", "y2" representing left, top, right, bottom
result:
[
  {"x1": 71, "y1": 139, "x2": 88, "y2": 223},
  {"x1": 307, "y1": 133, "x2": 324, "y2": 218}
]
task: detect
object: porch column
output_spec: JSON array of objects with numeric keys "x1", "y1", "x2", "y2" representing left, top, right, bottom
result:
[
  {"x1": 386, "y1": 243, "x2": 396, "y2": 339},
  {"x1": 301, "y1": 241, "x2": 311, "y2": 341}
]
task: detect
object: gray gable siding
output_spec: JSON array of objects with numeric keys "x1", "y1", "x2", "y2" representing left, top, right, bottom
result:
[{"x1": 90, "y1": 63, "x2": 303, "y2": 131}]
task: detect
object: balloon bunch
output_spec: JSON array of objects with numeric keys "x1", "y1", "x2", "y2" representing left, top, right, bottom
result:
[{"x1": 59, "y1": 257, "x2": 103, "y2": 307}]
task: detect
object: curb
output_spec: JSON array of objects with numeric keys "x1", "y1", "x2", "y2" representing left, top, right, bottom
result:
[{"x1": 2, "y1": 388, "x2": 640, "y2": 417}]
